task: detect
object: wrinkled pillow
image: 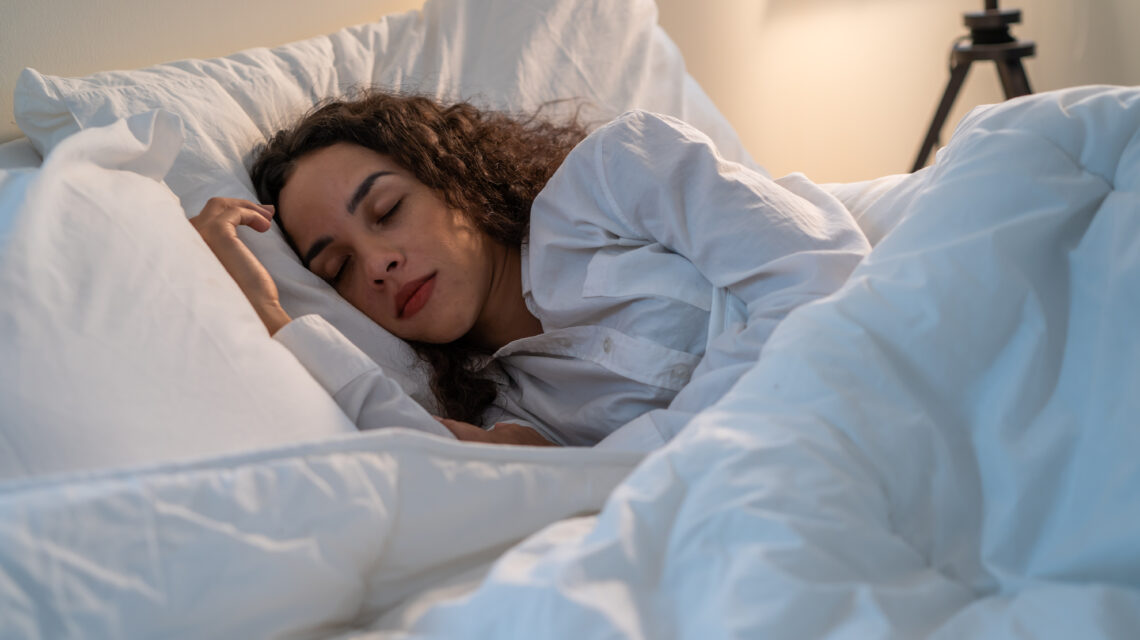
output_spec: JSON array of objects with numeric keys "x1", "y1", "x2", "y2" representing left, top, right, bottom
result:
[
  {"x1": 0, "y1": 111, "x2": 357, "y2": 480},
  {"x1": 13, "y1": 0, "x2": 756, "y2": 413}
]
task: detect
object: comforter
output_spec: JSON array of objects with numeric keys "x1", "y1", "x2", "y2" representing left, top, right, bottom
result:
[
  {"x1": 398, "y1": 85, "x2": 1140, "y2": 638},
  {"x1": 2, "y1": 85, "x2": 1138, "y2": 638}
]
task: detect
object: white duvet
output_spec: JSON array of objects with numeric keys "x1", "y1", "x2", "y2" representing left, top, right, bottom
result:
[
  {"x1": 3, "y1": 85, "x2": 1140, "y2": 638},
  {"x1": 397, "y1": 86, "x2": 1140, "y2": 638}
]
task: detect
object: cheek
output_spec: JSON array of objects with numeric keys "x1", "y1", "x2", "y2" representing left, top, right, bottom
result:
[
  {"x1": 342, "y1": 282, "x2": 387, "y2": 324},
  {"x1": 417, "y1": 284, "x2": 481, "y2": 343}
]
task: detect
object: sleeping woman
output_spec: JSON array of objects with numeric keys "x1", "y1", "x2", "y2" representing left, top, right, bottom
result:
[{"x1": 190, "y1": 92, "x2": 870, "y2": 451}]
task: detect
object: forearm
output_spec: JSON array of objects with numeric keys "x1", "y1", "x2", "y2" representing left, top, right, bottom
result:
[
  {"x1": 273, "y1": 314, "x2": 453, "y2": 438},
  {"x1": 258, "y1": 302, "x2": 292, "y2": 336}
]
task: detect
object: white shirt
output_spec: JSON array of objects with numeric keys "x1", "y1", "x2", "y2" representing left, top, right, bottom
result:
[
  {"x1": 275, "y1": 111, "x2": 870, "y2": 451},
  {"x1": 273, "y1": 314, "x2": 454, "y2": 440}
]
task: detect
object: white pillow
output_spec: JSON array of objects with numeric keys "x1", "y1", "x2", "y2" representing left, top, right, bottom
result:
[
  {"x1": 12, "y1": 0, "x2": 756, "y2": 413},
  {"x1": 0, "y1": 111, "x2": 357, "y2": 480}
]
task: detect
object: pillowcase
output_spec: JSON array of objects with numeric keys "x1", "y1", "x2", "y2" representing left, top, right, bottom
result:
[
  {"x1": 0, "y1": 111, "x2": 358, "y2": 480},
  {"x1": 13, "y1": 0, "x2": 757, "y2": 413}
]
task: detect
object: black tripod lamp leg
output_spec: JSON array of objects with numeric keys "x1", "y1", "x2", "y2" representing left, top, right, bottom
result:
[
  {"x1": 913, "y1": 60, "x2": 971, "y2": 172},
  {"x1": 996, "y1": 59, "x2": 1032, "y2": 99}
]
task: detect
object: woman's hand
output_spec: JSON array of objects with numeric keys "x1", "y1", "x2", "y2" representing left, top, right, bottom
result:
[
  {"x1": 436, "y1": 417, "x2": 558, "y2": 446},
  {"x1": 190, "y1": 197, "x2": 291, "y2": 335}
]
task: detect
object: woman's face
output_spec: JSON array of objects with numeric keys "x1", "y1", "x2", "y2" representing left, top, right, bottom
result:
[{"x1": 277, "y1": 143, "x2": 497, "y2": 344}]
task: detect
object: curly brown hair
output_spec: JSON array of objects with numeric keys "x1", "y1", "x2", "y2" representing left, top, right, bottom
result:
[{"x1": 250, "y1": 90, "x2": 588, "y2": 424}]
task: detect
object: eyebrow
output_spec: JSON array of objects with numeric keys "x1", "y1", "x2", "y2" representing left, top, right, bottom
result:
[
  {"x1": 346, "y1": 171, "x2": 392, "y2": 215},
  {"x1": 302, "y1": 236, "x2": 333, "y2": 270},
  {"x1": 302, "y1": 171, "x2": 393, "y2": 269}
]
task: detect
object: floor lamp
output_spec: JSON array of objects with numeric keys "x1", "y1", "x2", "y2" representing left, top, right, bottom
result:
[{"x1": 912, "y1": 0, "x2": 1035, "y2": 172}]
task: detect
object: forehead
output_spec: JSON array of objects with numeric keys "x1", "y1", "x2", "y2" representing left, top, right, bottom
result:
[
  {"x1": 283, "y1": 143, "x2": 398, "y2": 201},
  {"x1": 278, "y1": 143, "x2": 400, "y2": 233}
]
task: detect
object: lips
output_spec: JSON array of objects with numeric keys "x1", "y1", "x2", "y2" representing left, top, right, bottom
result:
[{"x1": 395, "y1": 274, "x2": 436, "y2": 319}]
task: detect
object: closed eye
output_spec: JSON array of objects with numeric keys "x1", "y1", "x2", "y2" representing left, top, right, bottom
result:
[
  {"x1": 377, "y1": 198, "x2": 402, "y2": 225},
  {"x1": 329, "y1": 256, "x2": 350, "y2": 286}
]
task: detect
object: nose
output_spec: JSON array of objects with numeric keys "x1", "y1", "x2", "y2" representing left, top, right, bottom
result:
[{"x1": 363, "y1": 247, "x2": 401, "y2": 286}]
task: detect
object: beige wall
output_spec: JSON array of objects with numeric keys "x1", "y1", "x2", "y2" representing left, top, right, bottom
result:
[
  {"x1": 4, "y1": 0, "x2": 1138, "y2": 184},
  {"x1": 657, "y1": 0, "x2": 1140, "y2": 182}
]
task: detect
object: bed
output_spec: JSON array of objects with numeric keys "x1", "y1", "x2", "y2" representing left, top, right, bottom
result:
[{"x1": 2, "y1": 0, "x2": 1139, "y2": 637}]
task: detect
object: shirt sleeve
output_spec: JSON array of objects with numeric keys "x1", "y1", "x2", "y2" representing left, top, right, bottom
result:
[
  {"x1": 583, "y1": 111, "x2": 871, "y2": 449},
  {"x1": 587, "y1": 110, "x2": 869, "y2": 311},
  {"x1": 273, "y1": 314, "x2": 454, "y2": 439}
]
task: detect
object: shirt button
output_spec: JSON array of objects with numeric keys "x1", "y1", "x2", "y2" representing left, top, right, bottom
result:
[{"x1": 602, "y1": 337, "x2": 614, "y2": 353}]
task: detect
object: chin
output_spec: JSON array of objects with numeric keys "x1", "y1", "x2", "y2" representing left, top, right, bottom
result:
[
  {"x1": 401, "y1": 324, "x2": 469, "y2": 346},
  {"x1": 388, "y1": 307, "x2": 477, "y2": 345}
]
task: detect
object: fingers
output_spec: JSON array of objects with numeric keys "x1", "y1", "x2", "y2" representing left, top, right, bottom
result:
[
  {"x1": 202, "y1": 197, "x2": 274, "y2": 219},
  {"x1": 191, "y1": 197, "x2": 275, "y2": 236},
  {"x1": 241, "y1": 202, "x2": 274, "y2": 232}
]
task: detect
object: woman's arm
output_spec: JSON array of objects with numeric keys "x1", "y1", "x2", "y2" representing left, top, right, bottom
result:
[
  {"x1": 189, "y1": 197, "x2": 292, "y2": 334},
  {"x1": 584, "y1": 111, "x2": 869, "y2": 317},
  {"x1": 435, "y1": 418, "x2": 557, "y2": 446},
  {"x1": 535, "y1": 111, "x2": 871, "y2": 448}
]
